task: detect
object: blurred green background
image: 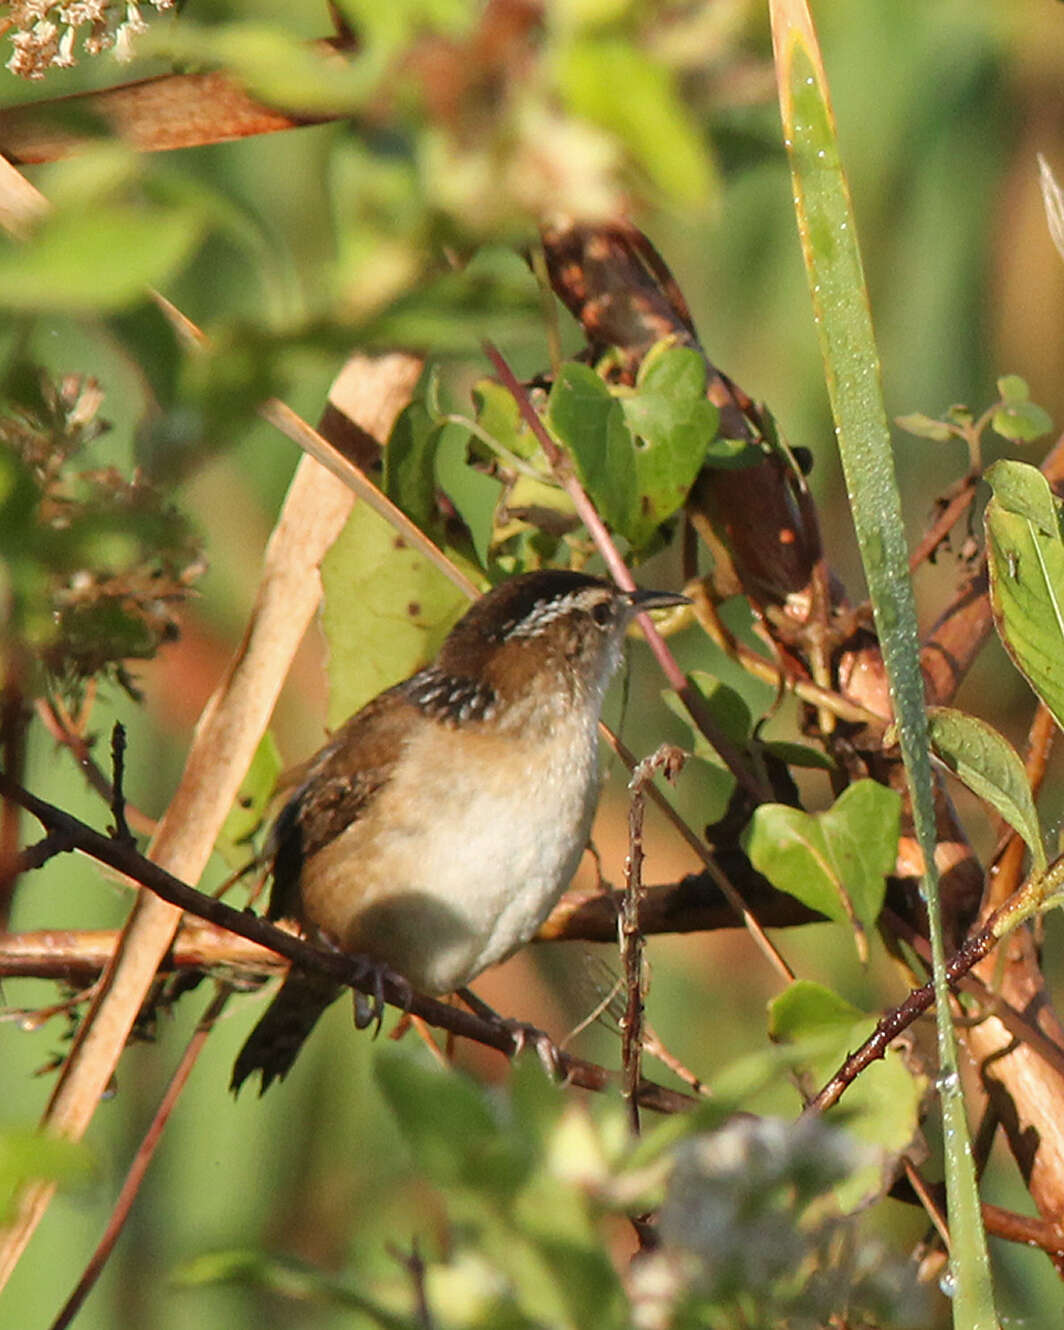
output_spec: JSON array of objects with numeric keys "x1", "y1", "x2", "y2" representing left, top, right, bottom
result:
[{"x1": 6, "y1": 0, "x2": 1064, "y2": 1325}]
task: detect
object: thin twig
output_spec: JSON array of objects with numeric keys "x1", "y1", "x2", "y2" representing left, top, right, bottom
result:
[
  {"x1": 884, "y1": 906, "x2": 1064, "y2": 1084},
  {"x1": 621, "y1": 750, "x2": 683, "y2": 1133},
  {"x1": 622, "y1": 746, "x2": 689, "y2": 1133},
  {"x1": 34, "y1": 699, "x2": 156, "y2": 837},
  {"x1": 908, "y1": 480, "x2": 978, "y2": 573},
  {"x1": 598, "y1": 728, "x2": 797, "y2": 986},
  {"x1": 0, "y1": 661, "x2": 28, "y2": 929},
  {"x1": 481, "y1": 340, "x2": 762, "y2": 799},
  {"x1": 803, "y1": 922, "x2": 1000, "y2": 1117},
  {"x1": 902, "y1": 1157, "x2": 951, "y2": 1252},
  {"x1": 1, "y1": 772, "x2": 697, "y2": 1115},
  {"x1": 108, "y1": 724, "x2": 133, "y2": 847},
  {"x1": 386, "y1": 1241, "x2": 435, "y2": 1330},
  {"x1": 49, "y1": 986, "x2": 233, "y2": 1330},
  {"x1": 14, "y1": 829, "x2": 75, "y2": 873}
]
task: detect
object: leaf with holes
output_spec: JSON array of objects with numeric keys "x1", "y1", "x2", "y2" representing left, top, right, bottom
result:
[{"x1": 322, "y1": 504, "x2": 468, "y2": 727}]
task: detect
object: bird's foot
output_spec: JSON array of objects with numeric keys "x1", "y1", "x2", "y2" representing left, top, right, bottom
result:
[
  {"x1": 351, "y1": 958, "x2": 414, "y2": 1035},
  {"x1": 456, "y1": 987, "x2": 563, "y2": 1079}
]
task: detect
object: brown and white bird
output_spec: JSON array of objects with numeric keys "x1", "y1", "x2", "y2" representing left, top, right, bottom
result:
[{"x1": 231, "y1": 569, "x2": 687, "y2": 1093}]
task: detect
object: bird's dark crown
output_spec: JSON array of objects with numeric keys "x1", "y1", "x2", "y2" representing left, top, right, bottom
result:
[{"x1": 399, "y1": 571, "x2": 624, "y2": 726}]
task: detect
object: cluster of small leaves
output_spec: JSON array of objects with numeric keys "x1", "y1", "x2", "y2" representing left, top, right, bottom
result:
[
  {"x1": 323, "y1": 342, "x2": 737, "y2": 723},
  {"x1": 0, "y1": 366, "x2": 204, "y2": 701},
  {"x1": 178, "y1": 1052, "x2": 926, "y2": 1330},
  {"x1": 896, "y1": 373, "x2": 1052, "y2": 471},
  {"x1": 143, "y1": 1, "x2": 716, "y2": 236},
  {"x1": 3, "y1": 0, "x2": 174, "y2": 79}
]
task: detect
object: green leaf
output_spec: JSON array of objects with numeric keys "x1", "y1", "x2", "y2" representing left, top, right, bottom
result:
[
  {"x1": 996, "y1": 374, "x2": 1030, "y2": 403},
  {"x1": 894, "y1": 412, "x2": 955, "y2": 443},
  {"x1": 374, "y1": 1048, "x2": 531, "y2": 1198},
  {"x1": 622, "y1": 342, "x2": 723, "y2": 464},
  {"x1": 945, "y1": 403, "x2": 974, "y2": 427},
  {"x1": 662, "y1": 671, "x2": 752, "y2": 760},
  {"x1": 472, "y1": 378, "x2": 538, "y2": 460},
  {"x1": 770, "y1": 978, "x2": 867, "y2": 1037},
  {"x1": 926, "y1": 707, "x2": 1046, "y2": 874},
  {"x1": 984, "y1": 458, "x2": 1064, "y2": 735},
  {"x1": 217, "y1": 731, "x2": 283, "y2": 868},
  {"x1": 991, "y1": 400, "x2": 1053, "y2": 445},
  {"x1": 549, "y1": 350, "x2": 719, "y2": 549},
  {"x1": 742, "y1": 780, "x2": 900, "y2": 954},
  {"x1": 768, "y1": 981, "x2": 924, "y2": 1212},
  {"x1": 434, "y1": 422, "x2": 503, "y2": 569},
  {"x1": 145, "y1": 22, "x2": 378, "y2": 115},
  {"x1": 384, "y1": 400, "x2": 442, "y2": 532},
  {"x1": 547, "y1": 362, "x2": 631, "y2": 530},
  {"x1": 0, "y1": 1128, "x2": 94, "y2": 1223},
  {"x1": 175, "y1": 1250, "x2": 415, "y2": 1328},
  {"x1": 0, "y1": 207, "x2": 202, "y2": 313},
  {"x1": 763, "y1": 739, "x2": 836, "y2": 771},
  {"x1": 321, "y1": 504, "x2": 468, "y2": 727}
]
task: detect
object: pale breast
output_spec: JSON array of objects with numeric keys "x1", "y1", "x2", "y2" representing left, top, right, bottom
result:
[{"x1": 297, "y1": 713, "x2": 601, "y2": 994}]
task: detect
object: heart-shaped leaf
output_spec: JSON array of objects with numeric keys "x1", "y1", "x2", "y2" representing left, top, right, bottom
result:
[
  {"x1": 742, "y1": 780, "x2": 900, "y2": 959},
  {"x1": 548, "y1": 347, "x2": 720, "y2": 549}
]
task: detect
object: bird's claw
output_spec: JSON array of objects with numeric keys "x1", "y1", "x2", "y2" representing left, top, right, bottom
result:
[
  {"x1": 505, "y1": 1018, "x2": 563, "y2": 1079},
  {"x1": 456, "y1": 988, "x2": 562, "y2": 1078},
  {"x1": 352, "y1": 958, "x2": 414, "y2": 1035}
]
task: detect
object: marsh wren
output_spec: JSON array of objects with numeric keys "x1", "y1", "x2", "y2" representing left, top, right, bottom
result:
[{"x1": 231, "y1": 569, "x2": 687, "y2": 1093}]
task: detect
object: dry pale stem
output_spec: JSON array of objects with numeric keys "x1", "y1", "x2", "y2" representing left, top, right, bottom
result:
[{"x1": 0, "y1": 340, "x2": 421, "y2": 1286}]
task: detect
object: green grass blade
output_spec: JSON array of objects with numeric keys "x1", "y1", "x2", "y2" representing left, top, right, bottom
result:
[{"x1": 769, "y1": 2, "x2": 999, "y2": 1324}]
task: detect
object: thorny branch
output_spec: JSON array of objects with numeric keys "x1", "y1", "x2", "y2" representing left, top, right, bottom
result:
[{"x1": 619, "y1": 746, "x2": 687, "y2": 1134}]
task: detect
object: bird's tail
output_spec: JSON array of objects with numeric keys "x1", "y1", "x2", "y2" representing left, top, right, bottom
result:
[{"x1": 231, "y1": 969, "x2": 342, "y2": 1095}]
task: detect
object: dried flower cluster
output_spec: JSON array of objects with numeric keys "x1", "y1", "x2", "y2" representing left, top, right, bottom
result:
[
  {"x1": 0, "y1": 368, "x2": 205, "y2": 699},
  {"x1": 3, "y1": 0, "x2": 173, "y2": 79}
]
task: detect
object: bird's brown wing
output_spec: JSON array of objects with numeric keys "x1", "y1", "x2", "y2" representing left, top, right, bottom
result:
[{"x1": 266, "y1": 685, "x2": 418, "y2": 922}]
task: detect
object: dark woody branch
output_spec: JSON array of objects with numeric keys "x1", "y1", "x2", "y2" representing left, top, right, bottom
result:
[
  {"x1": 0, "y1": 771, "x2": 696, "y2": 1115},
  {"x1": 0, "y1": 869, "x2": 825, "y2": 988}
]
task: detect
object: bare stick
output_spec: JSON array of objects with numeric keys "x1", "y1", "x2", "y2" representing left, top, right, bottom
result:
[
  {"x1": 621, "y1": 745, "x2": 687, "y2": 1134},
  {"x1": 34, "y1": 699, "x2": 156, "y2": 837},
  {"x1": 803, "y1": 922, "x2": 998, "y2": 1117},
  {"x1": 107, "y1": 724, "x2": 132, "y2": 848},
  {"x1": 0, "y1": 773, "x2": 696, "y2": 1116},
  {"x1": 49, "y1": 986, "x2": 232, "y2": 1330},
  {"x1": 480, "y1": 340, "x2": 761, "y2": 799},
  {"x1": 597, "y1": 728, "x2": 797, "y2": 987}
]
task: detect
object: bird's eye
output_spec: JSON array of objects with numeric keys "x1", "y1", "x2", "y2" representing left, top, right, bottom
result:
[{"x1": 591, "y1": 600, "x2": 613, "y2": 627}]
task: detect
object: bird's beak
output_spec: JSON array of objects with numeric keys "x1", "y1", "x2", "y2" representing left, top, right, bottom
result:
[{"x1": 623, "y1": 587, "x2": 691, "y2": 614}]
